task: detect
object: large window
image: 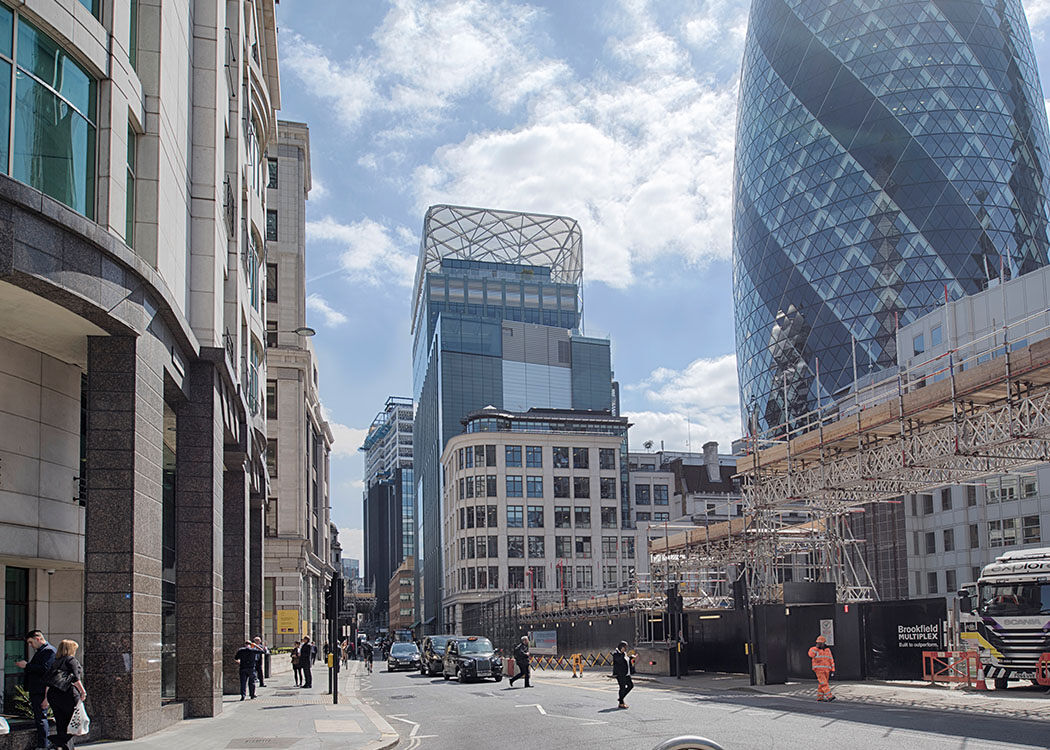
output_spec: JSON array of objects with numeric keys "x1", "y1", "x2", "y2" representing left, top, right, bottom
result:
[
  {"x1": 600, "y1": 477, "x2": 617, "y2": 499},
  {"x1": 553, "y1": 446, "x2": 569, "y2": 468},
  {"x1": 528, "y1": 535, "x2": 544, "y2": 558},
  {"x1": 2, "y1": 13, "x2": 98, "y2": 217},
  {"x1": 599, "y1": 448, "x2": 616, "y2": 470},
  {"x1": 575, "y1": 536, "x2": 592, "y2": 558},
  {"x1": 554, "y1": 506, "x2": 571, "y2": 528},
  {"x1": 600, "y1": 507, "x2": 617, "y2": 529},
  {"x1": 574, "y1": 506, "x2": 590, "y2": 527},
  {"x1": 507, "y1": 536, "x2": 524, "y2": 558},
  {"x1": 526, "y1": 476, "x2": 543, "y2": 498},
  {"x1": 527, "y1": 505, "x2": 544, "y2": 528},
  {"x1": 525, "y1": 445, "x2": 542, "y2": 468},
  {"x1": 506, "y1": 475, "x2": 523, "y2": 497},
  {"x1": 555, "y1": 536, "x2": 572, "y2": 558},
  {"x1": 553, "y1": 476, "x2": 570, "y2": 498},
  {"x1": 573, "y1": 447, "x2": 589, "y2": 469},
  {"x1": 505, "y1": 445, "x2": 522, "y2": 467},
  {"x1": 573, "y1": 476, "x2": 590, "y2": 498},
  {"x1": 126, "y1": 123, "x2": 136, "y2": 245},
  {"x1": 507, "y1": 505, "x2": 523, "y2": 527},
  {"x1": 654, "y1": 485, "x2": 669, "y2": 505},
  {"x1": 635, "y1": 484, "x2": 651, "y2": 505}
]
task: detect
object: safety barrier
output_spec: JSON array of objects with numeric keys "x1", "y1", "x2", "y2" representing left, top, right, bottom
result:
[
  {"x1": 921, "y1": 650, "x2": 981, "y2": 686},
  {"x1": 651, "y1": 737, "x2": 725, "y2": 750},
  {"x1": 527, "y1": 651, "x2": 617, "y2": 671},
  {"x1": 1037, "y1": 653, "x2": 1050, "y2": 687}
]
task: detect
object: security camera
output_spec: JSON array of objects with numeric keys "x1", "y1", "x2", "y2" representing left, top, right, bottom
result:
[{"x1": 46, "y1": 569, "x2": 55, "y2": 576}]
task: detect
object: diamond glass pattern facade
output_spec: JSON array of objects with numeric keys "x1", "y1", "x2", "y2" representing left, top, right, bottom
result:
[{"x1": 733, "y1": 0, "x2": 1050, "y2": 432}]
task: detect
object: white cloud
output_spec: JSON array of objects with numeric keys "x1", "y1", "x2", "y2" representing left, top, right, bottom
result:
[
  {"x1": 310, "y1": 175, "x2": 328, "y2": 200},
  {"x1": 633, "y1": 354, "x2": 739, "y2": 411},
  {"x1": 306, "y1": 293, "x2": 349, "y2": 327},
  {"x1": 307, "y1": 216, "x2": 417, "y2": 287},
  {"x1": 329, "y1": 422, "x2": 369, "y2": 458},
  {"x1": 1025, "y1": 0, "x2": 1050, "y2": 31},
  {"x1": 338, "y1": 527, "x2": 364, "y2": 564},
  {"x1": 626, "y1": 409, "x2": 739, "y2": 455}
]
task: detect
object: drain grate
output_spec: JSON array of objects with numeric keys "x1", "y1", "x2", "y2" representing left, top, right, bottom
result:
[{"x1": 226, "y1": 739, "x2": 302, "y2": 749}]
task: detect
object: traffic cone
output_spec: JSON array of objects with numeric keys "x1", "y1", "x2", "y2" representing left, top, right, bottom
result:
[{"x1": 974, "y1": 662, "x2": 987, "y2": 691}]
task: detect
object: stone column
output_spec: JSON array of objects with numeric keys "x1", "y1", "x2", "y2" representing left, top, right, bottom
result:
[
  {"x1": 249, "y1": 494, "x2": 265, "y2": 642},
  {"x1": 222, "y1": 465, "x2": 249, "y2": 693},
  {"x1": 83, "y1": 335, "x2": 164, "y2": 739},
  {"x1": 174, "y1": 361, "x2": 224, "y2": 717}
]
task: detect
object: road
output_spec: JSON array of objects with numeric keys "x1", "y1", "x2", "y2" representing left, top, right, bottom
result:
[{"x1": 357, "y1": 665, "x2": 1050, "y2": 750}]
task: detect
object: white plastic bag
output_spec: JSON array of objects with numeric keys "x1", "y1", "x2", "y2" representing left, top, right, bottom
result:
[
  {"x1": 0, "y1": 716, "x2": 9, "y2": 734},
  {"x1": 68, "y1": 702, "x2": 90, "y2": 736}
]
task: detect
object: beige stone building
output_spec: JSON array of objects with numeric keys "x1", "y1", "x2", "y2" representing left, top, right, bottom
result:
[
  {"x1": 263, "y1": 120, "x2": 334, "y2": 649},
  {"x1": 441, "y1": 408, "x2": 648, "y2": 631},
  {"x1": 388, "y1": 556, "x2": 415, "y2": 633},
  {"x1": 0, "y1": 0, "x2": 280, "y2": 739}
]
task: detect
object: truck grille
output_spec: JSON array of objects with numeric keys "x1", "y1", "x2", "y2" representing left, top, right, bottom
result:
[{"x1": 987, "y1": 627, "x2": 1050, "y2": 669}]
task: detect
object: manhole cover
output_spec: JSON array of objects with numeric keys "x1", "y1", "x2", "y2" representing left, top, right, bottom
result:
[
  {"x1": 226, "y1": 740, "x2": 301, "y2": 749},
  {"x1": 389, "y1": 694, "x2": 415, "y2": 700}
]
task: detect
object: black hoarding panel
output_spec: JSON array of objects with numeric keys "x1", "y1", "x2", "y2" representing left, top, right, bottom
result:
[
  {"x1": 753, "y1": 604, "x2": 787, "y2": 684},
  {"x1": 785, "y1": 604, "x2": 836, "y2": 679},
  {"x1": 833, "y1": 605, "x2": 864, "y2": 681},
  {"x1": 687, "y1": 609, "x2": 749, "y2": 674},
  {"x1": 783, "y1": 582, "x2": 836, "y2": 604},
  {"x1": 863, "y1": 598, "x2": 946, "y2": 680}
]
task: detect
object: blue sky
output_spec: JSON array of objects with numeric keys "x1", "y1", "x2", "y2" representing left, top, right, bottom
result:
[{"x1": 273, "y1": 0, "x2": 1050, "y2": 563}]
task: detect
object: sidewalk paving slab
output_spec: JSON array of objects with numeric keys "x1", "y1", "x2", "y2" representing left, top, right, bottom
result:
[{"x1": 85, "y1": 661, "x2": 399, "y2": 749}]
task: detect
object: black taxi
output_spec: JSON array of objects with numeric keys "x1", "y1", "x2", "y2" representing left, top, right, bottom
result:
[{"x1": 441, "y1": 636, "x2": 503, "y2": 683}]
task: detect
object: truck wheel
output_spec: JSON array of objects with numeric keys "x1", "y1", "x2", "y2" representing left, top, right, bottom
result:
[{"x1": 994, "y1": 677, "x2": 1008, "y2": 690}]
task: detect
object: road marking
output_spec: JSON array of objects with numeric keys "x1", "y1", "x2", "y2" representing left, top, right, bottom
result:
[
  {"x1": 388, "y1": 714, "x2": 436, "y2": 749},
  {"x1": 515, "y1": 703, "x2": 547, "y2": 714},
  {"x1": 515, "y1": 703, "x2": 606, "y2": 725}
]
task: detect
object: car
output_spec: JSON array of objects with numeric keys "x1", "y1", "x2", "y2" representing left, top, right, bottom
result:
[
  {"x1": 387, "y1": 642, "x2": 421, "y2": 672},
  {"x1": 442, "y1": 636, "x2": 503, "y2": 683},
  {"x1": 420, "y1": 634, "x2": 461, "y2": 676}
]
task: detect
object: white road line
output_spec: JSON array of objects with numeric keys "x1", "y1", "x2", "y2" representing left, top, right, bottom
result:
[
  {"x1": 514, "y1": 702, "x2": 606, "y2": 725},
  {"x1": 515, "y1": 703, "x2": 548, "y2": 715}
]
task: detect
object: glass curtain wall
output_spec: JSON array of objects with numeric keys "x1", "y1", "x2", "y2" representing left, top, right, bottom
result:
[{"x1": 3, "y1": 567, "x2": 28, "y2": 701}]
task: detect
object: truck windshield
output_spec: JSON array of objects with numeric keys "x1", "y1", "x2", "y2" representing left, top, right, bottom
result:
[
  {"x1": 980, "y1": 583, "x2": 1050, "y2": 616},
  {"x1": 459, "y1": 638, "x2": 493, "y2": 654}
]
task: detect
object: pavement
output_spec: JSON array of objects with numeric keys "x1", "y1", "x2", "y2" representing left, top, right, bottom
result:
[{"x1": 87, "y1": 660, "x2": 398, "y2": 749}]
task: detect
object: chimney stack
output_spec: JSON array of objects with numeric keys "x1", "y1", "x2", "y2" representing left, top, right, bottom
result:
[{"x1": 702, "y1": 441, "x2": 719, "y2": 482}]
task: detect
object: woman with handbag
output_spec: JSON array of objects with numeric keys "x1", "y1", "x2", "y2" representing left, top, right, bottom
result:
[
  {"x1": 41, "y1": 639, "x2": 87, "y2": 749},
  {"x1": 291, "y1": 639, "x2": 302, "y2": 686}
]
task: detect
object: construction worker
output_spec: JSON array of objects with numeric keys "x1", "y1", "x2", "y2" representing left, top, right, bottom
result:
[{"x1": 808, "y1": 635, "x2": 836, "y2": 701}]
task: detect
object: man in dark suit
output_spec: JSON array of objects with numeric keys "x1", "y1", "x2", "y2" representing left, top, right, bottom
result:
[
  {"x1": 16, "y1": 630, "x2": 56, "y2": 749},
  {"x1": 508, "y1": 636, "x2": 531, "y2": 687},
  {"x1": 612, "y1": 640, "x2": 633, "y2": 709},
  {"x1": 235, "y1": 640, "x2": 259, "y2": 700},
  {"x1": 300, "y1": 635, "x2": 315, "y2": 688}
]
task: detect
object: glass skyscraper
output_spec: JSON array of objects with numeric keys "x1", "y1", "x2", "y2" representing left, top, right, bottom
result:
[
  {"x1": 412, "y1": 205, "x2": 616, "y2": 632},
  {"x1": 733, "y1": 0, "x2": 1050, "y2": 432}
]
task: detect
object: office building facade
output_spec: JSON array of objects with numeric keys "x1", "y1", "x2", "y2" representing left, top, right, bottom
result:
[
  {"x1": 0, "y1": 0, "x2": 279, "y2": 737},
  {"x1": 733, "y1": 0, "x2": 1050, "y2": 433},
  {"x1": 412, "y1": 205, "x2": 616, "y2": 632},
  {"x1": 263, "y1": 121, "x2": 335, "y2": 650}
]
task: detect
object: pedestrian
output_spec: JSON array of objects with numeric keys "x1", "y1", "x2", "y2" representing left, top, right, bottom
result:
[
  {"x1": 291, "y1": 639, "x2": 302, "y2": 686},
  {"x1": 808, "y1": 635, "x2": 836, "y2": 702},
  {"x1": 300, "y1": 636, "x2": 315, "y2": 688},
  {"x1": 612, "y1": 640, "x2": 634, "y2": 709},
  {"x1": 41, "y1": 639, "x2": 87, "y2": 750},
  {"x1": 235, "y1": 640, "x2": 258, "y2": 700},
  {"x1": 508, "y1": 635, "x2": 531, "y2": 687},
  {"x1": 361, "y1": 639, "x2": 374, "y2": 674},
  {"x1": 16, "y1": 629, "x2": 56, "y2": 749},
  {"x1": 252, "y1": 637, "x2": 269, "y2": 687}
]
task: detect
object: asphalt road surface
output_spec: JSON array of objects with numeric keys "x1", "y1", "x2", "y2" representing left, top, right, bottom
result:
[{"x1": 358, "y1": 666, "x2": 1050, "y2": 750}]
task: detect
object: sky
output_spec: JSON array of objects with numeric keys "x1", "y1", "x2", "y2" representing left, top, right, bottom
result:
[{"x1": 272, "y1": 0, "x2": 1050, "y2": 565}]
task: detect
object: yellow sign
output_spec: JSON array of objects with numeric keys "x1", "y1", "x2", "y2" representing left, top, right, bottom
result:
[
  {"x1": 303, "y1": 620, "x2": 309, "y2": 637},
  {"x1": 276, "y1": 609, "x2": 299, "y2": 634}
]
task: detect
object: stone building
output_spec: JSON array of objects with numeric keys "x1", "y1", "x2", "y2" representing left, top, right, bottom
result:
[
  {"x1": 388, "y1": 556, "x2": 415, "y2": 633},
  {"x1": 0, "y1": 0, "x2": 279, "y2": 739},
  {"x1": 262, "y1": 120, "x2": 334, "y2": 650}
]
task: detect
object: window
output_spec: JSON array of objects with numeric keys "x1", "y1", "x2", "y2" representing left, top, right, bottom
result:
[
  {"x1": 603, "y1": 566, "x2": 617, "y2": 588},
  {"x1": 601, "y1": 536, "x2": 617, "y2": 557},
  {"x1": 600, "y1": 507, "x2": 617, "y2": 529},
  {"x1": 126, "y1": 124, "x2": 136, "y2": 246},
  {"x1": 507, "y1": 505, "x2": 523, "y2": 527},
  {"x1": 465, "y1": 479, "x2": 474, "y2": 499},
  {"x1": 266, "y1": 380, "x2": 277, "y2": 420},
  {"x1": 599, "y1": 448, "x2": 616, "y2": 470},
  {"x1": 553, "y1": 446, "x2": 570, "y2": 468},
  {"x1": 635, "y1": 485, "x2": 651, "y2": 505},
  {"x1": 621, "y1": 536, "x2": 635, "y2": 559},
  {"x1": 555, "y1": 536, "x2": 572, "y2": 558},
  {"x1": 1023, "y1": 515, "x2": 1041, "y2": 544},
  {"x1": 475, "y1": 476, "x2": 487, "y2": 499},
  {"x1": 464, "y1": 448, "x2": 474, "y2": 469},
  {"x1": 458, "y1": 507, "x2": 465, "y2": 529},
  {"x1": 129, "y1": 0, "x2": 138, "y2": 69},
  {"x1": 1022, "y1": 476, "x2": 1038, "y2": 499},
  {"x1": 654, "y1": 485, "x2": 669, "y2": 505},
  {"x1": 600, "y1": 477, "x2": 617, "y2": 499},
  {"x1": 266, "y1": 438, "x2": 277, "y2": 478},
  {"x1": 914, "y1": 571, "x2": 922, "y2": 595},
  {"x1": 476, "y1": 536, "x2": 487, "y2": 557},
  {"x1": 573, "y1": 447, "x2": 589, "y2": 469},
  {"x1": 575, "y1": 536, "x2": 592, "y2": 558},
  {"x1": 466, "y1": 537, "x2": 475, "y2": 558},
  {"x1": 508, "y1": 566, "x2": 525, "y2": 589},
  {"x1": 525, "y1": 446, "x2": 543, "y2": 468},
  {"x1": 945, "y1": 569, "x2": 957, "y2": 592},
  {"x1": 550, "y1": 504, "x2": 572, "y2": 530},
  {"x1": 266, "y1": 209, "x2": 278, "y2": 240},
  {"x1": 621, "y1": 566, "x2": 635, "y2": 586},
  {"x1": 654, "y1": 512, "x2": 670, "y2": 522},
  {"x1": 467, "y1": 568, "x2": 477, "y2": 589},
  {"x1": 922, "y1": 494, "x2": 933, "y2": 514},
  {"x1": 925, "y1": 531, "x2": 936, "y2": 555},
  {"x1": 913, "y1": 333, "x2": 925, "y2": 356},
  {"x1": 267, "y1": 158, "x2": 278, "y2": 189},
  {"x1": 927, "y1": 571, "x2": 938, "y2": 594},
  {"x1": 466, "y1": 507, "x2": 475, "y2": 528},
  {"x1": 77, "y1": 0, "x2": 100, "y2": 18},
  {"x1": 573, "y1": 477, "x2": 590, "y2": 499},
  {"x1": 528, "y1": 535, "x2": 545, "y2": 558},
  {"x1": 943, "y1": 528, "x2": 954, "y2": 552},
  {"x1": 940, "y1": 488, "x2": 951, "y2": 510},
  {"x1": 966, "y1": 485, "x2": 977, "y2": 506},
  {"x1": 505, "y1": 445, "x2": 523, "y2": 467},
  {"x1": 527, "y1": 505, "x2": 544, "y2": 528},
  {"x1": 9, "y1": 16, "x2": 98, "y2": 218},
  {"x1": 989, "y1": 519, "x2": 1019, "y2": 547},
  {"x1": 553, "y1": 476, "x2": 570, "y2": 498},
  {"x1": 930, "y1": 325, "x2": 942, "y2": 348},
  {"x1": 575, "y1": 506, "x2": 591, "y2": 527},
  {"x1": 457, "y1": 449, "x2": 463, "y2": 470},
  {"x1": 488, "y1": 535, "x2": 498, "y2": 557},
  {"x1": 529, "y1": 566, "x2": 545, "y2": 589},
  {"x1": 488, "y1": 566, "x2": 499, "y2": 588},
  {"x1": 636, "y1": 512, "x2": 651, "y2": 522},
  {"x1": 506, "y1": 475, "x2": 523, "y2": 497},
  {"x1": 576, "y1": 566, "x2": 593, "y2": 588},
  {"x1": 485, "y1": 444, "x2": 497, "y2": 466},
  {"x1": 557, "y1": 565, "x2": 573, "y2": 589},
  {"x1": 487, "y1": 505, "x2": 498, "y2": 527},
  {"x1": 507, "y1": 535, "x2": 524, "y2": 558},
  {"x1": 527, "y1": 476, "x2": 543, "y2": 498},
  {"x1": 266, "y1": 320, "x2": 278, "y2": 348},
  {"x1": 969, "y1": 523, "x2": 979, "y2": 548},
  {"x1": 266, "y1": 263, "x2": 278, "y2": 303},
  {"x1": 485, "y1": 475, "x2": 496, "y2": 497}
]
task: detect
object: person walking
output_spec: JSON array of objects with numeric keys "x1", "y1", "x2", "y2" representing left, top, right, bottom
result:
[
  {"x1": 361, "y1": 639, "x2": 374, "y2": 674},
  {"x1": 235, "y1": 640, "x2": 259, "y2": 700},
  {"x1": 612, "y1": 640, "x2": 634, "y2": 709},
  {"x1": 508, "y1": 636, "x2": 531, "y2": 687},
  {"x1": 252, "y1": 637, "x2": 269, "y2": 687},
  {"x1": 291, "y1": 639, "x2": 303, "y2": 686},
  {"x1": 300, "y1": 636, "x2": 315, "y2": 689},
  {"x1": 16, "y1": 629, "x2": 56, "y2": 749},
  {"x1": 41, "y1": 640, "x2": 87, "y2": 750},
  {"x1": 808, "y1": 635, "x2": 836, "y2": 701}
]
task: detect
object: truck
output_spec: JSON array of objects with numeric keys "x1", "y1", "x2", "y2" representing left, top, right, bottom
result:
[{"x1": 958, "y1": 547, "x2": 1050, "y2": 689}]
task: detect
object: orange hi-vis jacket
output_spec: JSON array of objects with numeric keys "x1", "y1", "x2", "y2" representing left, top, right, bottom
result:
[{"x1": 808, "y1": 645, "x2": 835, "y2": 671}]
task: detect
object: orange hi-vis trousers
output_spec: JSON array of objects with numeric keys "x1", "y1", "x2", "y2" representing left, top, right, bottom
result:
[{"x1": 814, "y1": 668, "x2": 833, "y2": 700}]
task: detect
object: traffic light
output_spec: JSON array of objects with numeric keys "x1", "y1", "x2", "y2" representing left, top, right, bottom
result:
[{"x1": 326, "y1": 575, "x2": 344, "y2": 619}]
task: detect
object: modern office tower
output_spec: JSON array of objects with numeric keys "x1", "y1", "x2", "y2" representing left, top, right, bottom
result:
[
  {"x1": 733, "y1": 0, "x2": 1050, "y2": 434},
  {"x1": 0, "y1": 0, "x2": 278, "y2": 738},
  {"x1": 362, "y1": 396, "x2": 414, "y2": 628},
  {"x1": 442, "y1": 408, "x2": 639, "y2": 631},
  {"x1": 412, "y1": 205, "x2": 617, "y2": 633},
  {"x1": 263, "y1": 121, "x2": 335, "y2": 650}
]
